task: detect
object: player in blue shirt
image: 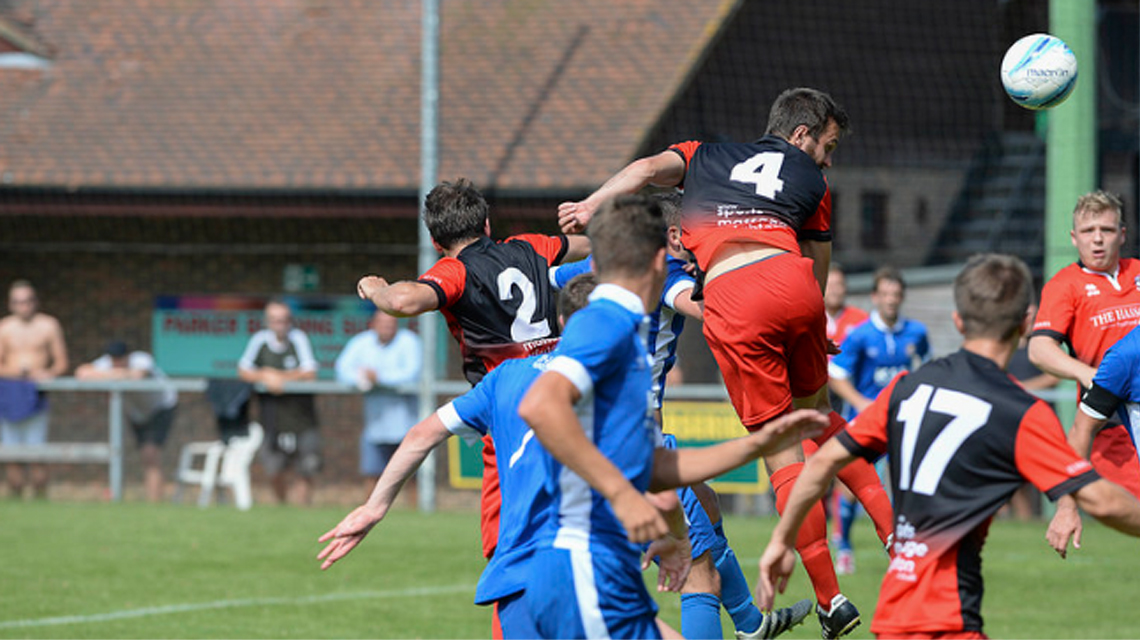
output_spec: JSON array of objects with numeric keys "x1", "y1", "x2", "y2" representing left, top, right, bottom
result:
[
  {"x1": 1048, "y1": 322, "x2": 1140, "y2": 556},
  {"x1": 552, "y1": 193, "x2": 807, "y2": 639},
  {"x1": 317, "y1": 274, "x2": 601, "y2": 638},
  {"x1": 826, "y1": 266, "x2": 929, "y2": 574},
  {"x1": 519, "y1": 195, "x2": 828, "y2": 639},
  {"x1": 828, "y1": 266, "x2": 931, "y2": 420}
]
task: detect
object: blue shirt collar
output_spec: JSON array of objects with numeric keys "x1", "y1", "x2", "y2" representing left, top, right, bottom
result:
[
  {"x1": 590, "y1": 283, "x2": 646, "y2": 316},
  {"x1": 870, "y1": 310, "x2": 905, "y2": 334}
]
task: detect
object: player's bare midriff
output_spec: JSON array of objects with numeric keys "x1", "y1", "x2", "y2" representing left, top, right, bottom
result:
[{"x1": 704, "y1": 242, "x2": 787, "y2": 285}]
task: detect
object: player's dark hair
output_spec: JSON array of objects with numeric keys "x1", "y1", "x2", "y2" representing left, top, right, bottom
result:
[
  {"x1": 765, "y1": 87, "x2": 849, "y2": 140},
  {"x1": 423, "y1": 178, "x2": 490, "y2": 250},
  {"x1": 954, "y1": 254, "x2": 1032, "y2": 341},
  {"x1": 652, "y1": 191, "x2": 683, "y2": 229},
  {"x1": 1072, "y1": 190, "x2": 1125, "y2": 228},
  {"x1": 559, "y1": 272, "x2": 597, "y2": 320},
  {"x1": 872, "y1": 266, "x2": 905, "y2": 294},
  {"x1": 587, "y1": 195, "x2": 667, "y2": 279}
]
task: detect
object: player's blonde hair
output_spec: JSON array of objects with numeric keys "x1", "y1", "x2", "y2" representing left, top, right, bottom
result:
[
  {"x1": 1072, "y1": 190, "x2": 1124, "y2": 228},
  {"x1": 953, "y1": 254, "x2": 1031, "y2": 341}
]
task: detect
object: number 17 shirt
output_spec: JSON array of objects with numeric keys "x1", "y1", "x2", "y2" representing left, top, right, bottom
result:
[{"x1": 835, "y1": 349, "x2": 1098, "y2": 635}]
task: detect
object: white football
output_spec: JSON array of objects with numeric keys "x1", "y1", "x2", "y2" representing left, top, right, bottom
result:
[{"x1": 1000, "y1": 33, "x2": 1079, "y2": 110}]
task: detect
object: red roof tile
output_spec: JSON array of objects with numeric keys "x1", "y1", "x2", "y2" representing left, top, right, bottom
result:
[{"x1": 0, "y1": 0, "x2": 734, "y2": 192}]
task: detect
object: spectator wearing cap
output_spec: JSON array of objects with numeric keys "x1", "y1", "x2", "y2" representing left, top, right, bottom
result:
[{"x1": 76, "y1": 341, "x2": 179, "y2": 502}]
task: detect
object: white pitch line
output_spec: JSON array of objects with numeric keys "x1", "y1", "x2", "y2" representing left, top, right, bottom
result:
[{"x1": 0, "y1": 584, "x2": 472, "y2": 629}]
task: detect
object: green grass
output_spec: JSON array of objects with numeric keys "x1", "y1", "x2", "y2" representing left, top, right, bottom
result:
[{"x1": 0, "y1": 501, "x2": 1137, "y2": 638}]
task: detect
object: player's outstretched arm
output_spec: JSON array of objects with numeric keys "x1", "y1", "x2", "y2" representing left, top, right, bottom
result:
[
  {"x1": 649, "y1": 409, "x2": 828, "y2": 492},
  {"x1": 519, "y1": 370, "x2": 669, "y2": 543},
  {"x1": 357, "y1": 275, "x2": 439, "y2": 317},
  {"x1": 557, "y1": 152, "x2": 686, "y2": 234},
  {"x1": 758, "y1": 437, "x2": 855, "y2": 611},
  {"x1": 316, "y1": 413, "x2": 451, "y2": 570}
]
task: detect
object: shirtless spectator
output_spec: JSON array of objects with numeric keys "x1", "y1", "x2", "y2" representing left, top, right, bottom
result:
[{"x1": 0, "y1": 280, "x2": 69, "y2": 499}]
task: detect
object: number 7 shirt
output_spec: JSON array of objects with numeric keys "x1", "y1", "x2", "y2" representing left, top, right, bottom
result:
[{"x1": 835, "y1": 349, "x2": 1099, "y2": 635}]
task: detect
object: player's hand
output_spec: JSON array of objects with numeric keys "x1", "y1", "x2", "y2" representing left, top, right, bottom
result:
[
  {"x1": 316, "y1": 505, "x2": 386, "y2": 570},
  {"x1": 642, "y1": 533, "x2": 692, "y2": 593},
  {"x1": 356, "y1": 275, "x2": 390, "y2": 301},
  {"x1": 1046, "y1": 502, "x2": 1083, "y2": 559},
  {"x1": 611, "y1": 487, "x2": 669, "y2": 543},
  {"x1": 750, "y1": 409, "x2": 829, "y2": 457},
  {"x1": 757, "y1": 539, "x2": 797, "y2": 611},
  {"x1": 557, "y1": 201, "x2": 592, "y2": 234},
  {"x1": 826, "y1": 338, "x2": 841, "y2": 356}
]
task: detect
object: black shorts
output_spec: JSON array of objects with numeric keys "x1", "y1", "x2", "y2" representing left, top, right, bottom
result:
[
  {"x1": 260, "y1": 427, "x2": 322, "y2": 477},
  {"x1": 131, "y1": 406, "x2": 176, "y2": 448}
]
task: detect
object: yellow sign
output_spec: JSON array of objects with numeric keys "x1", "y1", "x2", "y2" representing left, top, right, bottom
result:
[{"x1": 448, "y1": 401, "x2": 769, "y2": 494}]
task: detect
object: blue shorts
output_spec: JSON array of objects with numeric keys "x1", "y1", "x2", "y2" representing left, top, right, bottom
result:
[
  {"x1": 497, "y1": 590, "x2": 539, "y2": 639},
  {"x1": 526, "y1": 546, "x2": 660, "y2": 640}
]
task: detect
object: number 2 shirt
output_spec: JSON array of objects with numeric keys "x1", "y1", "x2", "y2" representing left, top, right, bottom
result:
[
  {"x1": 668, "y1": 135, "x2": 832, "y2": 270},
  {"x1": 836, "y1": 349, "x2": 1098, "y2": 635},
  {"x1": 418, "y1": 234, "x2": 569, "y2": 385}
]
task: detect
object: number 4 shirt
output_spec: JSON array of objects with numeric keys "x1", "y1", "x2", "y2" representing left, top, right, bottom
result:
[
  {"x1": 836, "y1": 349, "x2": 1098, "y2": 635},
  {"x1": 667, "y1": 135, "x2": 832, "y2": 271}
]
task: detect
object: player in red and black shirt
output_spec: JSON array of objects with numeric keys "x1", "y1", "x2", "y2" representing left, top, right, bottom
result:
[
  {"x1": 759, "y1": 254, "x2": 1140, "y2": 639},
  {"x1": 357, "y1": 178, "x2": 590, "y2": 567},
  {"x1": 558, "y1": 88, "x2": 890, "y2": 637},
  {"x1": 1029, "y1": 190, "x2": 1140, "y2": 499}
]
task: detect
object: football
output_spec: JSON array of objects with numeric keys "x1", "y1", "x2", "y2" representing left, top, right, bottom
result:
[{"x1": 1000, "y1": 33, "x2": 1078, "y2": 110}]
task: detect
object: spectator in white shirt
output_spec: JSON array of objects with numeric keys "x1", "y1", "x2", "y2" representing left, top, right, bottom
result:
[{"x1": 335, "y1": 311, "x2": 423, "y2": 500}]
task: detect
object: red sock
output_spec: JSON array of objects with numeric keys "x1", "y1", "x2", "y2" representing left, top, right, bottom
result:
[
  {"x1": 820, "y1": 411, "x2": 894, "y2": 545},
  {"x1": 771, "y1": 462, "x2": 840, "y2": 608}
]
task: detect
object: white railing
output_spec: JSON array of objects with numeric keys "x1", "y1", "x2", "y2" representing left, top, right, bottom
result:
[{"x1": 21, "y1": 377, "x2": 1068, "y2": 502}]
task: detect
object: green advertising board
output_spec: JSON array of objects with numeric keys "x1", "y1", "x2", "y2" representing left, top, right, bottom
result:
[
  {"x1": 152, "y1": 294, "x2": 381, "y2": 379},
  {"x1": 448, "y1": 400, "x2": 769, "y2": 494}
]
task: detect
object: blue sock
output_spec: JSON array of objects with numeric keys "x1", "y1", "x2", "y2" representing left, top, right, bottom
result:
[
  {"x1": 838, "y1": 495, "x2": 858, "y2": 552},
  {"x1": 681, "y1": 592, "x2": 723, "y2": 639},
  {"x1": 715, "y1": 545, "x2": 764, "y2": 634},
  {"x1": 710, "y1": 520, "x2": 729, "y2": 563}
]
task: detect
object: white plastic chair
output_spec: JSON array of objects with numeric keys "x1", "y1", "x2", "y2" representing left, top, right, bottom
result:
[{"x1": 175, "y1": 422, "x2": 264, "y2": 510}]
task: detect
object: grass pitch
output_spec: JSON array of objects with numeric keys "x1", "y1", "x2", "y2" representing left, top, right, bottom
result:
[{"x1": 1, "y1": 500, "x2": 1137, "y2": 638}]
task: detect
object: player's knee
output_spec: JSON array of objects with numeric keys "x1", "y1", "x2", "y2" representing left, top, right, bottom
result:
[{"x1": 682, "y1": 551, "x2": 722, "y2": 596}]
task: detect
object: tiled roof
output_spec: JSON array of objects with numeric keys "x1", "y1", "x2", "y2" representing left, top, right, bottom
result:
[{"x1": 0, "y1": 0, "x2": 735, "y2": 192}]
